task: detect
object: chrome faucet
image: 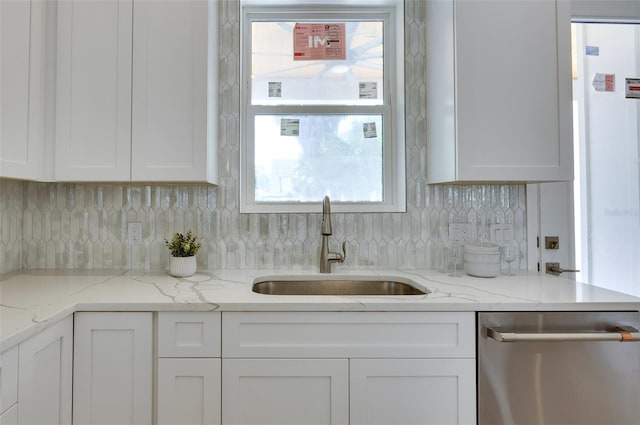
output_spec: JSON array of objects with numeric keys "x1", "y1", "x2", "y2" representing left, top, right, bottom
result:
[{"x1": 320, "y1": 196, "x2": 346, "y2": 273}]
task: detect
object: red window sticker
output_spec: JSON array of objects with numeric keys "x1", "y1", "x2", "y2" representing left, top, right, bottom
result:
[
  {"x1": 293, "y1": 23, "x2": 346, "y2": 61},
  {"x1": 592, "y1": 73, "x2": 615, "y2": 92},
  {"x1": 626, "y1": 78, "x2": 640, "y2": 99}
]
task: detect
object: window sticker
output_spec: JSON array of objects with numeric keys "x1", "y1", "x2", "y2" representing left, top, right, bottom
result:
[
  {"x1": 268, "y1": 82, "x2": 282, "y2": 98},
  {"x1": 625, "y1": 78, "x2": 640, "y2": 99},
  {"x1": 363, "y1": 122, "x2": 377, "y2": 139},
  {"x1": 280, "y1": 118, "x2": 300, "y2": 136},
  {"x1": 359, "y1": 82, "x2": 378, "y2": 99},
  {"x1": 585, "y1": 46, "x2": 600, "y2": 56},
  {"x1": 592, "y1": 73, "x2": 615, "y2": 92},
  {"x1": 293, "y1": 23, "x2": 346, "y2": 61}
]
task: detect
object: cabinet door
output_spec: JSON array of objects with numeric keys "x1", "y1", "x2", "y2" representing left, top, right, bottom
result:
[
  {"x1": 157, "y1": 358, "x2": 221, "y2": 425},
  {"x1": 73, "y1": 312, "x2": 152, "y2": 425},
  {"x1": 55, "y1": 0, "x2": 132, "y2": 181},
  {"x1": 1, "y1": 346, "x2": 18, "y2": 416},
  {"x1": 0, "y1": 0, "x2": 45, "y2": 180},
  {"x1": 426, "y1": 0, "x2": 572, "y2": 183},
  {"x1": 17, "y1": 316, "x2": 73, "y2": 425},
  {"x1": 350, "y1": 358, "x2": 476, "y2": 425},
  {"x1": 0, "y1": 404, "x2": 17, "y2": 425},
  {"x1": 222, "y1": 359, "x2": 349, "y2": 425},
  {"x1": 132, "y1": 0, "x2": 216, "y2": 183},
  {"x1": 455, "y1": 0, "x2": 572, "y2": 182}
]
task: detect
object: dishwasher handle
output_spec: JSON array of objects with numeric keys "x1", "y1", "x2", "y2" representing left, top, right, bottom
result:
[{"x1": 486, "y1": 326, "x2": 640, "y2": 343}]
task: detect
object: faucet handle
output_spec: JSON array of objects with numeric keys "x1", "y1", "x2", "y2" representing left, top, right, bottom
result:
[
  {"x1": 338, "y1": 241, "x2": 347, "y2": 263},
  {"x1": 327, "y1": 241, "x2": 347, "y2": 264}
]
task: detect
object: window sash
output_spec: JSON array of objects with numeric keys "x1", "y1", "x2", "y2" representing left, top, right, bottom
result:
[{"x1": 240, "y1": 3, "x2": 404, "y2": 213}]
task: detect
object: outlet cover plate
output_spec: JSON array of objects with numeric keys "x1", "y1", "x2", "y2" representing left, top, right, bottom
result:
[
  {"x1": 489, "y1": 223, "x2": 514, "y2": 245},
  {"x1": 128, "y1": 222, "x2": 143, "y2": 245},
  {"x1": 449, "y1": 223, "x2": 475, "y2": 243}
]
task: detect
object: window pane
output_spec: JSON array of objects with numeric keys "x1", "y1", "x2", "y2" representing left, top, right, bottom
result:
[
  {"x1": 254, "y1": 114, "x2": 383, "y2": 202},
  {"x1": 251, "y1": 21, "x2": 383, "y2": 106}
]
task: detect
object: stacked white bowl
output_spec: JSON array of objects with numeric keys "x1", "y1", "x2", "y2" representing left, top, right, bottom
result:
[{"x1": 463, "y1": 242, "x2": 500, "y2": 277}]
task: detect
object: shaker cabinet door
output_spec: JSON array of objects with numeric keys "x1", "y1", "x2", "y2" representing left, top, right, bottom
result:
[
  {"x1": 17, "y1": 316, "x2": 73, "y2": 425},
  {"x1": 426, "y1": 0, "x2": 573, "y2": 183},
  {"x1": 73, "y1": 312, "x2": 152, "y2": 425},
  {"x1": 222, "y1": 359, "x2": 349, "y2": 425},
  {"x1": 350, "y1": 358, "x2": 476, "y2": 425},
  {"x1": 131, "y1": 0, "x2": 216, "y2": 183},
  {"x1": 55, "y1": 0, "x2": 133, "y2": 181},
  {"x1": 0, "y1": 0, "x2": 46, "y2": 180},
  {"x1": 157, "y1": 358, "x2": 221, "y2": 425}
]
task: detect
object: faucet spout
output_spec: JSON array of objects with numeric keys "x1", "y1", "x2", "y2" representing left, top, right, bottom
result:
[
  {"x1": 319, "y1": 196, "x2": 346, "y2": 273},
  {"x1": 321, "y1": 195, "x2": 332, "y2": 235}
]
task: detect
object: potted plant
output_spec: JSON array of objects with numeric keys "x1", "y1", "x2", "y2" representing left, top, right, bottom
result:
[{"x1": 165, "y1": 230, "x2": 201, "y2": 277}]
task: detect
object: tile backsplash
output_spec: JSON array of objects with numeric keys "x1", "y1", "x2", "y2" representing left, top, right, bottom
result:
[
  {"x1": 1, "y1": 180, "x2": 526, "y2": 273},
  {"x1": 0, "y1": 1, "x2": 526, "y2": 273}
]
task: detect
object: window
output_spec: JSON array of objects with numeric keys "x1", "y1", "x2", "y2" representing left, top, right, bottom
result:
[{"x1": 240, "y1": 0, "x2": 405, "y2": 213}]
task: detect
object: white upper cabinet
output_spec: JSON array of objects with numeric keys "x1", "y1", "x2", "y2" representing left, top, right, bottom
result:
[
  {"x1": 1, "y1": 0, "x2": 47, "y2": 180},
  {"x1": 426, "y1": 0, "x2": 573, "y2": 183},
  {"x1": 54, "y1": 0, "x2": 218, "y2": 183},
  {"x1": 132, "y1": 0, "x2": 217, "y2": 183},
  {"x1": 55, "y1": 0, "x2": 133, "y2": 181}
]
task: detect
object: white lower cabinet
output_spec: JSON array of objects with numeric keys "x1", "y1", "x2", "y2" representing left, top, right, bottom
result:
[
  {"x1": 17, "y1": 316, "x2": 73, "y2": 425},
  {"x1": 221, "y1": 312, "x2": 476, "y2": 425},
  {"x1": 350, "y1": 358, "x2": 476, "y2": 425},
  {"x1": 157, "y1": 358, "x2": 221, "y2": 425},
  {"x1": 1, "y1": 346, "x2": 19, "y2": 424},
  {"x1": 156, "y1": 312, "x2": 222, "y2": 425},
  {"x1": 0, "y1": 405, "x2": 17, "y2": 425},
  {"x1": 73, "y1": 312, "x2": 153, "y2": 425},
  {"x1": 1, "y1": 317, "x2": 73, "y2": 425},
  {"x1": 222, "y1": 359, "x2": 349, "y2": 425},
  {"x1": 8, "y1": 310, "x2": 474, "y2": 425}
]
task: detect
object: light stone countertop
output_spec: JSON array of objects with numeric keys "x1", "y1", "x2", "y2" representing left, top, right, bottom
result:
[{"x1": 2, "y1": 268, "x2": 640, "y2": 351}]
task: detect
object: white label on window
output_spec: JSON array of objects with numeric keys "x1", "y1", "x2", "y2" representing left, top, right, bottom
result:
[
  {"x1": 625, "y1": 78, "x2": 640, "y2": 99},
  {"x1": 359, "y1": 82, "x2": 378, "y2": 99},
  {"x1": 280, "y1": 119, "x2": 300, "y2": 136},
  {"x1": 268, "y1": 82, "x2": 282, "y2": 97},
  {"x1": 592, "y1": 73, "x2": 615, "y2": 92},
  {"x1": 363, "y1": 122, "x2": 377, "y2": 138}
]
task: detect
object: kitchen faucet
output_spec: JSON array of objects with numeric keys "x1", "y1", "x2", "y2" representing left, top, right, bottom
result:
[{"x1": 319, "y1": 196, "x2": 346, "y2": 273}]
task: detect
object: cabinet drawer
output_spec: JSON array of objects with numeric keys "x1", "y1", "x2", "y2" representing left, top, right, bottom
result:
[
  {"x1": 222, "y1": 312, "x2": 475, "y2": 358},
  {"x1": 158, "y1": 312, "x2": 221, "y2": 357},
  {"x1": 0, "y1": 346, "x2": 18, "y2": 414}
]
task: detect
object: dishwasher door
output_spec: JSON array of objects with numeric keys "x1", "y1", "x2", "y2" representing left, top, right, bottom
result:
[{"x1": 478, "y1": 311, "x2": 640, "y2": 425}]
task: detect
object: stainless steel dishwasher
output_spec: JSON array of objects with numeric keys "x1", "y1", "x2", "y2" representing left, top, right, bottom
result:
[{"x1": 478, "y1": 311, "x2": 640, "y2": 425}]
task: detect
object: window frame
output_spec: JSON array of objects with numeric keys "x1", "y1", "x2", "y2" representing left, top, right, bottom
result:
[{"x1": 239, "y1": 0, "x2": 405, "y2": 213}]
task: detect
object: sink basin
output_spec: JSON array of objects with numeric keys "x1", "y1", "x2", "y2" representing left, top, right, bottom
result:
[{"x1": 252, "y1": 277, "x2": 429, "y2": 296}]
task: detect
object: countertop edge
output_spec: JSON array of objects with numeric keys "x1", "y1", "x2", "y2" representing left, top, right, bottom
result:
[{"x1": 2, "y1": 269, "x2": 640, "y2": 351}]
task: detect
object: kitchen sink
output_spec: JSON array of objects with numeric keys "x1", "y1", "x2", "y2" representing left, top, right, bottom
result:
[{"x1": 251, "y1": 277, "x2": 429, "y2": 296}]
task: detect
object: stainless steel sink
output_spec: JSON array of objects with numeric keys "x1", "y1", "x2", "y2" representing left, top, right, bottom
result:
[{"x1": 251, "y1": 277, "x2": 429, "y2": 296}]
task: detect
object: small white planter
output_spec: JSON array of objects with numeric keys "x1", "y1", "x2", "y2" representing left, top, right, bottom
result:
[{"x1": 169, "y1": 256, "x2": 197, "y2": 277}]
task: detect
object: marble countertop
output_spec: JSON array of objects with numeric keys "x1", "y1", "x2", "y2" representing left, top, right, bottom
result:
[{"x1": 2, "y1": 268, "x2": 640, "y2": 350}]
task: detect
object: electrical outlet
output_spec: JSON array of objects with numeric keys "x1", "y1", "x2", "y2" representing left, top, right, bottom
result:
[
  {"x1": 128, "y1": 222, "x2": 143, "y2": 245},
  {"x1": 489, "y1": 223, "x2": 514, "y2": 244},
  {"x1": 449, "y1": 223, "x2": 475, "y2": 243}
]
